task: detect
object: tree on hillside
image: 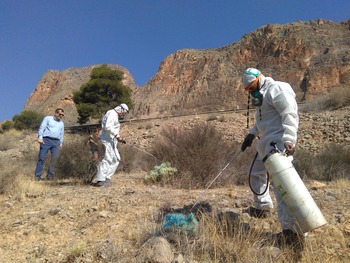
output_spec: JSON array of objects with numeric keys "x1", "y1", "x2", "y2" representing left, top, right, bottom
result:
[{"x1": 73, "y1": 65, "x2": 132, "y2": 124}]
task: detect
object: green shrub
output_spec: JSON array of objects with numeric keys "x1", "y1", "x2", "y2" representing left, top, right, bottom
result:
[
  {"x1": 145, "y1": 162, "x2": 178, "y2": 183},
  {"x1": 1, "y1": 120, "x2": 14, "y2": 131},
  {"x1": 12, "y1": 110, "x2": 44, "y2": 130}
]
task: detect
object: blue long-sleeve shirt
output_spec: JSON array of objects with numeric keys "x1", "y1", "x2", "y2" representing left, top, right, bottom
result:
[{"x1": 38, "y1": 116, "x2": 64, "y2": 145}]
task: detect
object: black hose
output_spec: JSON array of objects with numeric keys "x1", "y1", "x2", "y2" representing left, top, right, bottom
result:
[{"x1": 248, "y1": 152, "x2": 269, "y2": 196}]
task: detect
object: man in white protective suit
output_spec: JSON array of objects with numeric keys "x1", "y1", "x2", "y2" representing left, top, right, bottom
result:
[
  {"x1": 92, "y1": 103, "x2": 129, "y2": 187},
  {"x1": 240, "y1": 68, "x2": 304, "y2": 244}
]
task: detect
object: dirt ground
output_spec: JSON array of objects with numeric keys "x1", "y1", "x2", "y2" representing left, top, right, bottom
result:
[
  {"x1": 0, "y1": 110, "x2": 349, "y2": 262},
  {"x1": 1, "y1": 170, "x2": 349, "y2": 262}
]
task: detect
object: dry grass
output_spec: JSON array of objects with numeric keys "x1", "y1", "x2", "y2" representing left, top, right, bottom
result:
[
  {"x1": 1, "y1": 158, "x2": 349, "y2": 262},
  {"x1": 66, "y1": 240, "x2": 87, "y2": 262},
  {"x1": 0, "y1": 111, "x2": 349, "y2": 262},
  {"x1": 0, "y1": 163, "x2": 18, "y2": 194},
  {"x1": 0, "y1": 129, "x2": 24, "y2": 151},
  {"x1": 294, "y1": 144, "x2": 350, "y2": 181},
  {"x1": 13, "y1": 174, "x2": 50, "y2": 199},
  {"x1": 299, "y1": 86, "x2": 350, "y2": 112},
  {"x1": 328, "y1": 177, "x2": 350, "y2": 189}
]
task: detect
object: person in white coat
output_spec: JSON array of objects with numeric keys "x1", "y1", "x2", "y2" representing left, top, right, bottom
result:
[
  {"x1": 240, "y1": 68, "x2": 303, "y2": 243},
  {"x1": 92, "y1": 103, "x2": 129, "y2": 187}
]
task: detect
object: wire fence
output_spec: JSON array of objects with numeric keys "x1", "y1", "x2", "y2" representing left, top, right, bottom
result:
[{"x1": 65, "y1": 102, "x2": 307, "y2": 134}]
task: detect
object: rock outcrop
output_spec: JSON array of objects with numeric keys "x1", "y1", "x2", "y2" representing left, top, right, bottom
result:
[
  {"x1": 24, "y1": 64, "x2": 139, "y2": 125},
  {"x1": 132, "y1": 19, "x2": 350, "y2": 117},
  {"x1": 24, "y1": 19, "x2": 350, "y2": 124}
]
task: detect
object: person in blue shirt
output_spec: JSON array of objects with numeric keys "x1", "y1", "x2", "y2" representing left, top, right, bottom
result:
[{"x1": 34, "y1": 108, "x2": 65, "y2": 181}]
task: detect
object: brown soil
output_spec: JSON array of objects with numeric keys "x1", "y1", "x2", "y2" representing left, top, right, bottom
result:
[{"x1": 0, "y1": 110, "x2": 349, "y2": 262}]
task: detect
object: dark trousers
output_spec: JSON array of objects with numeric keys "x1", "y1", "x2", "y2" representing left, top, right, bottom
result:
[{"x1": 34, "y1": 137, "x2": 60, "y2": 179}]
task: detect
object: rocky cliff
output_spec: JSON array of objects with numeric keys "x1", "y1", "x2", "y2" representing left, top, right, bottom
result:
[
  {"x1": 132, "y1": 19, "x2": 350, "y2": 117},
  {"x1": 24, "y1": 19, "x2": 350, "y2": 124},
  {"x1": 24, "y1": 64, "x2": 139, "y2": 125}
]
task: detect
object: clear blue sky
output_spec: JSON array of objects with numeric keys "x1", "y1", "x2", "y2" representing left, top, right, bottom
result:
[{"x1": 0, "y1": 0, "x2": 348, "y2": 122}]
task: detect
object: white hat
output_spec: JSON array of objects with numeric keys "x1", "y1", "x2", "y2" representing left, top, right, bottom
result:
[
  {"x1": 242, "y1": 68, "x2": 261, "y2": 89},
  {"x1": 119, "y1": 103, "x2": 129, "y2": 113}
]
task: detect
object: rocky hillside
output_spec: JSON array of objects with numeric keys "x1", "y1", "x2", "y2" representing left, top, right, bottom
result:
[
  {"x1": 0, "y1": 107, "x2": 349, "y2": 262},
  {"x1": 23, "y1": 19, "x2": 350, "y2": 125},
  {"x1": 24, "y1": 64, "x2": 139, "y2": 125},
  {"x1": 120, "y1": 106, "x2": 350, "y2": 157},
  {"x1": 132, "y1": 19, "x2": 350, "y2": 117}
]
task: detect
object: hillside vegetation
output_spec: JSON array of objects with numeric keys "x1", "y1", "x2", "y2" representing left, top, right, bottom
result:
[{"x1": 0, "y1": 92, "x2": 349, "y2": 262}]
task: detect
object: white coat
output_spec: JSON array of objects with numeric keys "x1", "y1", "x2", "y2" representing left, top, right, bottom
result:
[
  {"x1": 249, "y1": 75, "x2": 299, "y2": 157},
  {"x1": 95, "y1": 108, "x2": 122, "y2": 182},
  {"x1": 248, "y1": 75, "x2": 301, "y2": 233}
]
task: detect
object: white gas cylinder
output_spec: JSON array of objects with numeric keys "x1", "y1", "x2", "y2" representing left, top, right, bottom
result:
[{"x1": 264, "y1": 152, "x2": 327, "y2": 233}]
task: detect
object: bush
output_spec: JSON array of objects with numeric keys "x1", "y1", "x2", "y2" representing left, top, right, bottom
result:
[
  {"x1": 316, "y1": 144, "x2": 350, "y2": 181},
  {"x1": 294, "y1": 144, "x2": 350, "y2": 181},
  {"x1": 300, "y1": 86, "x2": 350, "y2": 112},
  {"x1": 224, "y1": 142, "x2": 256, "y2": 186},
  {"x1": 118, "y1": 144, "x2": 157, "y2": 173},
  {"x1": 55, "y1": 137, "x2": 100, "y2": 183},
  {"x1": 145, "y1": 162, "x2": 178, "y2": 183},
  {"x1": 56, "y1": 137, "x2": 155, "y2": 182},
  {"x1": 1, "y1": 120, "x2": 14, "y2": 131},
  {"x1": 150, "y1": 123, "x2": 234, "y2": 188},
  {"x1": 293, "y1": 149, "x2": 317, "y2": 180},
  {"x1": 12, "y1": 110, "x2": 44, "y2": 130}
]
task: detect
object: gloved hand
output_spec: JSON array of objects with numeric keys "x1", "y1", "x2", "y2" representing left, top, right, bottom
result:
[
  {"x1": 284, "y1": 142, "x2": 295, "y2": 155},
  {"x1": 241, "y1": 134, "x2": 255, "y2": 152}
]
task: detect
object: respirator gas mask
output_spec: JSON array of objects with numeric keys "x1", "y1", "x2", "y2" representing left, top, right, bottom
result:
[{"x1": 250, "y1": 88, "x2": 263, "y2": 106}]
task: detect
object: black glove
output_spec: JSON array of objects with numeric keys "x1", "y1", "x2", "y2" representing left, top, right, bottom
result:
[{"x1": 241, "y1": 134, "x2": 255, "y2": 152}]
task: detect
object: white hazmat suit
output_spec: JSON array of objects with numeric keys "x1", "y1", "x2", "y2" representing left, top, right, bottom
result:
[
  {"x1": 245, "y1": 72, "x2": 301, "y2": 233},
  {"x1": 94, "y1": 105, "x2": 127, "y2": 184}
]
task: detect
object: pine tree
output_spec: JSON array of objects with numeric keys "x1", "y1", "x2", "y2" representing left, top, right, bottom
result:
[{"x1": 73, "y1": 65, "x2": 132, "y2": 124}]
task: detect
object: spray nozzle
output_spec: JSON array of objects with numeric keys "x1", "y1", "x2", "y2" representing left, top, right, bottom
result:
[
  {"x1": 270, "y1": 141, "x2": 289, "y2": 155},
  {"x1": 263, "y1": 141, "x2": 282, "y2": 163},
  {"x1": 270, "y1": 141, "x2": 280, "y2": 152}
]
